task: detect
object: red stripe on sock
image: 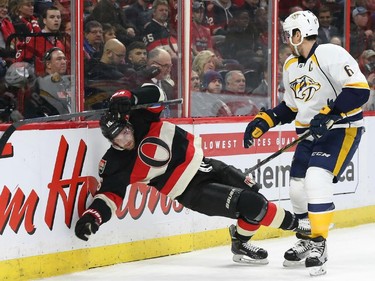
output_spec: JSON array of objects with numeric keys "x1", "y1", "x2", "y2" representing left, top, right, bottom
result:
[
  {"x1": 260, "y1": 202, "x2": 277, "y2": 226},
  {"x1": 238, "y1": 218, "x2": 261, "y2": 231}
]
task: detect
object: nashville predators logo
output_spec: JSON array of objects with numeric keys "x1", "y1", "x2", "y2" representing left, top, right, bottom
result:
[{"x1": 290, "y1": 75, "x2": 321, "y2": 102}]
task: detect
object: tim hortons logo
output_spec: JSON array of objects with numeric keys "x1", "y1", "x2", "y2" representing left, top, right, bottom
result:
[{"x1": 0, "y1": 136, "x2": 183, "y2": 235}]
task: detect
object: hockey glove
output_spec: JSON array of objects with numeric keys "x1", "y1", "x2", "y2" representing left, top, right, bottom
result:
[
  {"x1": 75, "y1": 212, "x2": 100, "y2": 241},
  {"x1": 310, "y1": 103, "x2": 341, "y2": 140},
  {"x1": 109, "y1": 89, "x2": 136, "y2": 116},
  {"x1": 139, "y1": 65, "x2": 161, "y2": 79},
  {"x1": 244, "y1": 109, "x2": 278, "y2": 148}
]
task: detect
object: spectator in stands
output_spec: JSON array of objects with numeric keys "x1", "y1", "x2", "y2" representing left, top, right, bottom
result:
[
  {"x1": 126, "y1": 41, "x2": 147, "y2": 71},
  {"x1": 220, "y1": 70, "x2": 259, "y2": 116},
  {"x1": 85, "y1": 38, "x2": 135, "y2": 81},
  {"x1": 143, "y1": 0, "x2": 178, "y2": 59},
  {"x1": 16, "y1": 6, "x2": 66, "y2": 76},
  {"x1": 190, "y1": 69, "x2": 200, "y2": 92},
  {"x1": 359, "y1": 49, "x2": 375, "y2": 88},
  {"x1": 224, "y1": 70, "x2": 246, "y2": 95},
  {"x1": 83, "y1": 20, "x2": 104, "y2": 61},
  {"x1": 10, "y1": 0, "x2": 41, "y2": 34},
  {"x1": 34, "y1": 47, "x2": 71, "y2": 115},
  {"x1": 43, "y1": 46, "x2": 66, "y2": 75},
  {"x1": 204, "y1": 0, "x2": 237, "y2": 36},
  {"x1": 203, "y1": 69, "x2": 223, "y2": 94},
  {"x1": 220, "y1": 9, "x2": 257, "y2": 65},
  {"x1": 191, "y1": 1, "x2": 214, "y2": 57},
  {"x1": 124, "y1": 0, "x2": 153, "y2": 36},
  {"x1": 350, "y1": 6, "x2": 374, "y2": 59},
  {"x1": 191, "y1": 69, "x2": 232, "y2": 117},
  {"x1": 317, "y1": 5, "x2": 340, "y2": 44},
  {"x1": 147, "y1": 47, "x2": 176, "y2": 117},
  {"x1": 87, "y1": 0, "x2": 137, "y2": 46},
  {"x1": 0, "y1": 0, "x2": 16, "y2": 53},
  {"x1": 192, "y1": 50, "x2": 218, "y2": 82},
  {"x1": 85, "y1": 38, "x2": 138, "y2": 109},
  {"x1": 102, "y1": 23, "x2": 117, "y2": 43},
  {"x1": 125, "y1": 40, "x2": 161, "y2": 84}
]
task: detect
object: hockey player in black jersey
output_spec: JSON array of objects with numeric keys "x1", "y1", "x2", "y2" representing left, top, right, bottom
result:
[{"x1": 75, "y1": 83, "x2": 309, "y2": 264}]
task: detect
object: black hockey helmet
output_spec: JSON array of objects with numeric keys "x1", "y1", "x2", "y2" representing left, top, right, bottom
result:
[{"x1": 99, "y1": 112, "x2": 128, "y2": 140}]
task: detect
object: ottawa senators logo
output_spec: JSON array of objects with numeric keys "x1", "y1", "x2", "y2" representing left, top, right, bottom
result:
[
  {"x1": 138, "y1": 137, "x2": 171, "y2": 168},
  {"x1": 290, "y1": 75, "x2": 321, "y2": 102}
]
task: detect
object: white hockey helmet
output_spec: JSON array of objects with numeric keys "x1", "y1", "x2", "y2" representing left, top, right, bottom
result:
[{"x1": 282, "y1": 10, "x2": 319, "y2": 43}]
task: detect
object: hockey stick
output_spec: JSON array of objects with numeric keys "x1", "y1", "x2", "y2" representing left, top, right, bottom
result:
[
  {"x1": 247, "y1": 131, "x2": 311, "y2": 174},
  {"x1": 0, "y1": 98, "x2": 183, "y2": 156}
]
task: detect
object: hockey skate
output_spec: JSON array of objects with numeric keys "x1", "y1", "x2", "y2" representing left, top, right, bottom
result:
[
  {"x1": 283, "y1": 233, "x2": 312, "y2": 267},
  {"x1": 229, "y1": 224, "x2": 269, "y2": 265},
  {"x1": 305, "y1": 236, "x2": 328, "y2": 276}
]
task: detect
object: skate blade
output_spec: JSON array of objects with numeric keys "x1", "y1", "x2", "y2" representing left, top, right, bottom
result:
[
  {"x1": 233, "y1": 254, "x2": 269, "y2": 265},
  {"x1": 309, "y1": 264, "x2": 327, "y2": 277},
  {"x1": 283, "y1": 259, "x2": 305, "y2": 268}
]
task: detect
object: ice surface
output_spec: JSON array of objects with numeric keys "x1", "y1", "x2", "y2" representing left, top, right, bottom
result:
[{"x1": 37, "y1": 223, "x2": 375, "y2": 281}]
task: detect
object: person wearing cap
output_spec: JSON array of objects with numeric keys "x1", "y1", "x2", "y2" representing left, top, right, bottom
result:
[
  {"x1": 243, "y1": 10, "x2": 369, "y2": 276},
  {"x1": 359, "y1": 49, "x2": 375, "y2": 88},
  {"x1": 191, "y1": 70, "x2": 232, "y2": 117},
  {"x1": 75, "y1": 83, "x2": 308, "y2": 267},
  {"x1": 191, "y1": 1, "x2": 214, "y2": 57},
  {"x1": 351, "y1": 6, "x2": 374, "y2": 59},
  {"x1": 202, "y1": 69, "x2": 223, "y2": 94}
]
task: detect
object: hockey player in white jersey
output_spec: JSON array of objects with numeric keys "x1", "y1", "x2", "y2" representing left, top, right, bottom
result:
[{"x1": 243, "y1": 10, "x2": 369, "y2": 276}]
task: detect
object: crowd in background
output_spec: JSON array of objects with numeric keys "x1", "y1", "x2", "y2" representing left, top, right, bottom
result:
[{"x1": 1, "y1": 0, "x2": 375, "y2": 122}]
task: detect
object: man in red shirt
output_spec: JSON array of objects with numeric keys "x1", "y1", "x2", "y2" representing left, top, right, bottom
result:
[
  {"x1": 191, "y1": 1, "x2": 213, "y2": 57},
  {"x1": 16, "y1": 6, "x2": 66, "y2": 75}
]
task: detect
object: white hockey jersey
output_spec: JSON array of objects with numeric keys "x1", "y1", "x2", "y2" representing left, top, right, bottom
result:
[{"x1": 282, "y1": 43, "x2": 369, "y2": 134}]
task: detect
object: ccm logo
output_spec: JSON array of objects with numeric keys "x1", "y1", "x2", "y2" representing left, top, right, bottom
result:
[{"x1": 312, "y1": 152, "x2": 331, "y2": 157}]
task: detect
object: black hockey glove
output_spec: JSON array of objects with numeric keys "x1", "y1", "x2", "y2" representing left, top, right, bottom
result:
[
  {"x1": 75, "y1": 212, "x2": 100, "y2": 241},
  {"x1": 244, "y1": 109, "x2": 278, "y2": 148},
  {"x1": 109, "y1": 89, "x2": 136, "y2": 116},
  {"x1": 310, "y1": 102, "x2": 341, "y2": 140},
  {"x1": 139, "y1": 65, "x2": 161, "y2": 79}
]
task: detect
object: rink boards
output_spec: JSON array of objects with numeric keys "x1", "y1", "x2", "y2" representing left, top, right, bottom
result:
[{"x1": 1, "y1": 116, "x2": 375, "y2": 280}]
